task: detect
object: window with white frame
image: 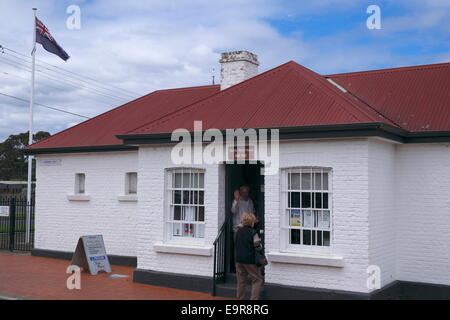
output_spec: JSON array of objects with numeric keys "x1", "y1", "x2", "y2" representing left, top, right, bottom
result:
[
  {"x1": 282, "y1": 168, "x2": 331, "y2": 248},
  {"x1": 75, "y1": 173, "x2": 85, "y2": 194},
  {"x1": 125, "y1": 172, "x2": 138, "y2": 195},
  {"x1": 166, "y1": 169, "x2": 205, "y2": 240}
]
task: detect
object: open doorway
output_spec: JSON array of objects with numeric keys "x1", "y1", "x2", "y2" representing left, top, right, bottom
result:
[{"x1": 224, "y1": 162, "x2": 265, "y2": 276}]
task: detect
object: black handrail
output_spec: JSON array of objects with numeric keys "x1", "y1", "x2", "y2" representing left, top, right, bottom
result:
[{"x1": 212, "y1": 216, "x2": 229, "y2": 296}]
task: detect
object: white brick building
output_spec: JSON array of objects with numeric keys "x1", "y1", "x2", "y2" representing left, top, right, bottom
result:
[{"x1": 28, "y1": 51, "x2": 450, "y2": 299}]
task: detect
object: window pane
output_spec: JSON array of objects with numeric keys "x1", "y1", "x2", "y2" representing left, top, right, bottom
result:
[
  {"x1": 173, "y1": 206, "x2": 181, "y2": 220},
  {"x1": 192, "y1": 191, "x2": 198, "y2": 204},
  {"x1": 182, "y1": 191, "x2": 190, "y2": 204},
  {"x1": 314, "y1": 192, "x2": 322, "y2": 209},
  {"x1": 289, "y1": 192, "x2": 300, "y2": 208},
  {"x1": 303, "y1": 230, "x2": 312, "y2": 245},
  {"x1": 199, "y1": 173, "x2": 204, "y2": 188},
  {"x1": 323, "y1": 173, "x2": 329, "y2": 190},
  {"x1": 319, "y1": 210, "x2": 330, "y2": 229},
  {"x1": 76, "y1": 174, "x2": 85, "y2": 194},
  {"x1": 303, "y1": 210, "x2": 313, "y2": 227},
  {"x1": 301, "y1": 172, "x2": 311, "y2": 190},
  {"x1": 314, "y1": 172, "x2": 322, "y2": 190},
  {"x1": 173, "y1": 223, "x2": 182, "y2": 237},
  {"x1": 323, "y1": 231, "x2": 330, "y2": 246},
  {"x1": 199, "y1": 191, "x2": 204, "y2": 205},
  {"x1": 301, "y1": 192, "x2": 311, "y2": 208},
  {"x1": 173, "y1": 173, "x2": 182, "y2": 188},
  {"x1": 195, "y1": 224, "x2": 205, "y2": 238},
  {"x1": 182, "y1": 173, "x2": 191, "y2": 188},
  {"x1": 290, "y1": 173, "x2": 300, "y2": 190},
  {"x1": 317, "y1": 231, "x2": 323, "y2": 246},
  {"x1": 313, "y1": 210, "x2": 319, "y2": 227},
  {"x1": 128, "y1": 172, "x2": 137, "y2": 194},
  {"x1": 198, "y1": 207, "x2": 205, "y2": 222},
  {"x1": 192, "y1": 173, "x2": 198, "y2": 188},
  {"x1": 290, "y1": 229, "x2": 301, "y2": 245},
  {"x1": 173, "y1": 190, "x2": 181, "y2": 204},
  {"x1": 183, "y1": 223, "x2": 194, "y2": 237},
  {"x1": 323, "y1": 193, "x2": 329, "y2": 209},
  {"x1": 183, "y1": 206, "x2": 195, "y2": 221}
]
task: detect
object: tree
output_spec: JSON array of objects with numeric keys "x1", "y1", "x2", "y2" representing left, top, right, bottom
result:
[{"x1": 0, "y1": 131, "x2": 50, "y2": 181}]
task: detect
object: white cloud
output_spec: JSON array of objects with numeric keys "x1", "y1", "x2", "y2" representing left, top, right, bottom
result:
[{"x1": 0, "y1": 0, "x2": 448, "y2": 141}]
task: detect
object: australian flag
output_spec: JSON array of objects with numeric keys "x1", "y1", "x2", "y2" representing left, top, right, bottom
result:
[{"x1": 35, "y1": 17, "x2": 70, "y2": 61}]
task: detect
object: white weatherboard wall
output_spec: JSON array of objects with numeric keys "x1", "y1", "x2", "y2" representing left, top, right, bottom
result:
[
  {"x1": 35, "y1": 152, "x2": 138, "y2": 257},
  {"x1": 264, "y1": 139, "x2": 371, "y2": 293},
  {"x1": 395, "y1": 143, "x2": 450, "y2": 285},
  {"x1": 136, "y1": 146, "x2": 223, "y2": 277}
]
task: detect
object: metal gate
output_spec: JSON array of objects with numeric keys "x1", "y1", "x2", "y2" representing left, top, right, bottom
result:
[{"x1": 0, "y1": 197, "x2": 35, "y2": 251}]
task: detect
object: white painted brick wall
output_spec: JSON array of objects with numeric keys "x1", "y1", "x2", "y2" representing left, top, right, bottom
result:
[
  {"x1": 34, "y1": 139, "x2": 450, "y2": 292},
  {"x1": 135, "y1": 146, "x2": 223, "y2": 277},
  {"x1": 264, "y1": 139, "x2": 371, "y2": 293},
  {"x1": 368, "y1": 138, "x2": 397, "y2": 288},
  {"x1": 35, "y1": 152, "x2": 139, "y2": 257},
  {"x1": 395, "y1": 143, "x2": 450, "y2": 285}
]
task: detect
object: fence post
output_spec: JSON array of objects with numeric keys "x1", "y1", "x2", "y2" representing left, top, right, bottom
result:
[{"x1": 9, "y1": 198, "x2": 16, "y2": 252}]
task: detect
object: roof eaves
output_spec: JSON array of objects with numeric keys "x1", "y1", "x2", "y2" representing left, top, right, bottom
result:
[
  {"x1": 117, "y1": 122, "x2": 411, "y2": 145},
  {"x1": 24, "y1": 144, "x2": 138, "y2": 155}
]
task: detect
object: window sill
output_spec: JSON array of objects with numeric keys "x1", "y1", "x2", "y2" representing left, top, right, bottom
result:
[
  {"x1": 153, "y1": 243, "x2": 212, "y2": 257},
  {"x1": 117, "y1": 195, "x2": 138, "y2": 202},
  {"x1": 67, "y1": 194, "x2": 91, "y2": 201},
  {"x1": 267, "y1": 251, "x2": 344, "y2": 268}
]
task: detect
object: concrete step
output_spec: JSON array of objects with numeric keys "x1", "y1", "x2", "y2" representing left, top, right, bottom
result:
[{"x1": 215, "y1": 281, "x2": 267, "y2": 300}]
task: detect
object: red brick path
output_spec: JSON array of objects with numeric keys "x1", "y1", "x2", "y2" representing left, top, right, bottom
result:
[{"x1": 0, "y1": 252, "x2": 227, "y2": 300}]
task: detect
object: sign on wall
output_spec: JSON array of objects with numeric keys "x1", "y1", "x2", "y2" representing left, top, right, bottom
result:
[
  {"x1": 228, "y1": 145, "x2": 255, "y2": 162},
  {"x1": 40, "y1": 159, "x2": 62, "y2": 166},
  {"x1": 70, "y1": 235, "x2": 112, "y2": 275},
  {"x1": 0, "y1": 206, "x2": 9, "y2": 217}
]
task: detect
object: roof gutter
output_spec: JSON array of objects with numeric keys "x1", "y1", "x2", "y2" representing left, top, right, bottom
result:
[
  {"x1": 23, "y1": 144, "x2": 138, "y2": 155},
  {"x1": 116, "y1": 123, "x2": 421, "y2": 145},
  {"x1": 24, "y1": 123, "x2": 450, "y2": 155}
]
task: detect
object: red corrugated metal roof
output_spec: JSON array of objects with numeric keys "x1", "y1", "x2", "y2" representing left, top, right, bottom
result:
[
  {"x1": 28, "y1": 85, "x2": 220, "y2": 149},
  {"x1": 327, "y1": 62, "x2": 450, "y2": 131},
  {"x1": 28, "y1": 60, "x2": 450, "y2": 150},
  {"x1": 127, "y1": 61, "x2": 396, "y2": 135}
]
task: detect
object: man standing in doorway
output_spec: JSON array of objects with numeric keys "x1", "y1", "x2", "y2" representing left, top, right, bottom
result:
[
  {"x1": 230, "y1": 186, "x2": 255, "y2": 272},
  {"x1": 231, "y1": 185, "x2": 255, "y2": 232}
]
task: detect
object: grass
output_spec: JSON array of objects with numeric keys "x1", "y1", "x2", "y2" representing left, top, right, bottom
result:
[{"x1": 0, "y1": 225, "x2": 35, "y2": 233}]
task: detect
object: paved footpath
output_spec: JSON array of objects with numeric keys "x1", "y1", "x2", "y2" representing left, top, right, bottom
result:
[{"x1": 0, "y1": 251, "x2": 227, "y2": 300}]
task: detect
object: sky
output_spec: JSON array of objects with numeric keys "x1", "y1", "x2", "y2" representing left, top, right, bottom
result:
[{"x1": 0, "y1": 0, "x2": 449, "y2": 141}]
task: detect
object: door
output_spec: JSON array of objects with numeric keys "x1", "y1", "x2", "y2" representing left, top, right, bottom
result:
[{"x1": 224, "y1": 162, "x2": 264, "y2": 275}]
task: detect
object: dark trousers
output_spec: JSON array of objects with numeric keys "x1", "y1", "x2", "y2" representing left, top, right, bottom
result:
[{"x1": 235, "y1": 263, "x2": 263, "y2": 300}]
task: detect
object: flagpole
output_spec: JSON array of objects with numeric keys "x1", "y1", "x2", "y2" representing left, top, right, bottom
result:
[{"x1": 26, "y1": 8, "x2": 37, "y2": 244}]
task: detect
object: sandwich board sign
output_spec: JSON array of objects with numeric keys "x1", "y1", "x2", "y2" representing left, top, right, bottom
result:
[
  {"x1": 71, "y1": 235, "x2": 112, "y2": 275},
  {"x1": 0, "y1": 206, "x2": 9, "y2": 217}
]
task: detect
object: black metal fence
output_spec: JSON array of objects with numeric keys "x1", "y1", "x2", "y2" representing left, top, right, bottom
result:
[{"x1": 0, "y1": 197, "x2": 35, "y2": 251}]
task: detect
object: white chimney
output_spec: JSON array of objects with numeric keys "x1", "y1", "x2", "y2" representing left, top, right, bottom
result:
[{"x1": 220, "y1": 51, "x2": 259, "y2": 90}]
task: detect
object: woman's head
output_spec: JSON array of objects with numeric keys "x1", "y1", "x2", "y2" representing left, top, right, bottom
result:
[{"x1": 241, "y1": 212, "x2": 257, "y2": 227}]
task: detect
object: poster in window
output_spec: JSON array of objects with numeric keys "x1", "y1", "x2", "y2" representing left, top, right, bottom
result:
[
  {"x1": 183, "y1": 223, "x2": 194, "y2": 237},
  {"x1": 303, "y1": 210, "x2": 313, "y2": 227},
  {"x1": 290, "y1": 210, "x2": 301, "y2": 227},
  {"x1": 318, "y1": 211, "x2": 330, "y2": 229},
  {"x1": 173, "y1": 223, "x2": 182, "y2": 237}
]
